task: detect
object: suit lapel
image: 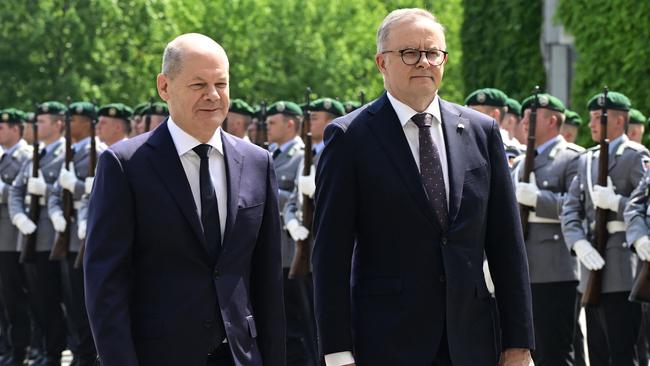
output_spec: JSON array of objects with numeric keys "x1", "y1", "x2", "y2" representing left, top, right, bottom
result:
[
  {"x1": 366, "y1": 93, "x2": 438, "y2": 229},
  {"x1": 439, "y1": 100, "x2": 469, "y2": 224},
  {"x1": 220, "y1": 133, "x2": 243, "y2": 249},
  {"x1": 146, "y1": 120, "x2": 207, "y2": 252}
]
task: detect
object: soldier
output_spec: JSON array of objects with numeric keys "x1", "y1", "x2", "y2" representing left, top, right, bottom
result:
[
  {"x1": 0, "y1": 109, "x2": 34, "y2": 366},
  {"x1": 265, "y1": 101, "x2": 306, "y2": 365},
  {"x1": 139, "y1": 101, "x2": 169, "y2": 133},
  {"x1": 96, "y1": 103, "x2": 132, "y2": 146},
  {"x1": 130, "y1": 102, "x2": 147, "y2": 137},
  {"x1": 8, "y1": 101, "x2": 68, "y2": 366},
  {"x1": 504, "y1": 97, "x2": 524, "y2": 147},
  {"x1": 343, "y1": 100, "x2": 361, "y2": 114},
  {"x1": 512, "y1": 93, "x2": 583, "y2": 365},
  {"x1": 465, "y1": 88, "x2": 522, "y2": 164},
  {"x1": 560, "y1": 110, "x2": 582, "y2": 144},
  {"x1": 561, "y1": 91, "x2": 649, "y2": 366},
  {"x1": 47, "y1": 102, "x2": 106, "y2": 366},
  {"x1": 224, "y1": 99, "x2": 254, "y2": 141},
  {"x1": 627, "y1": 108, "x2": 646, "y2": 144}
]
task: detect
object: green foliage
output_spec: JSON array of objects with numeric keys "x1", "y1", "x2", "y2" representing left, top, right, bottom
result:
[
  {"x1": 557, "y1": 0, "x2": 650, "y2": 147},
  {"x1": 460, "y1": 0, "x2": 545, "y2": 102},
  {"x1": 0, "y1": 0, "x2": 464, "y2": 110}
]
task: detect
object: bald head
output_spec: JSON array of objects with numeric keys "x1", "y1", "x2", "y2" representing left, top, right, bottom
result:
[{"x1": 161, "y1": 33, "x2": 228, "y2": 80}]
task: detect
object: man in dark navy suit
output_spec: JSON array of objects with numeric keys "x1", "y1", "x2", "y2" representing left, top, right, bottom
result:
[
  {"x1": 84, "y1": 33, "x2": 285, "y2": 366},
  {"x1": 312, "y1": 9, "x2": 535, "y2": 366}
]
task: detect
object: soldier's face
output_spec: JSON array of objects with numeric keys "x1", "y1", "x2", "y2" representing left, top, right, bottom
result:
[
  {"x1": 97, "y1": 116, "x2": 126, "y2": 145},
  {"x1": 70, "y1": 115, "x2": 91, "y2": 142},
  {"x1": 266, "y1": 114, "x2": 293, "y2": 144},
  {"x1": 628, "y1": 124, "x2": 644, "y2": 143},
  {"x1": 36, "y1": 115, "x2": 62, "y2": 143},
  {"x1": 157, "y1": 48, "x2": 230, "y2": 142},
  {"x1": 376, "y1": 17, "x2": 446, "y2": 106},
  {"x1": 589, "y1": 110, "x2": 626, "y2": 142},
  {"x1": 0, "y1": 124, "x2": 18, "y2": 147},
  {"x1": 309, "y1": 111, "x2": 334, "y2": 142},
  {"x1": 224, "y1": 112, "x2": 249, "y2": 139}
]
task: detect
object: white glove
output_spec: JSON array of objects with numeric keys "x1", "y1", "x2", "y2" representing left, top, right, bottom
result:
[
  {"x1": 85, "y1": 177, "x2": 95, "y2": 195},
  {"x1": 634, "y1": 236, "x2": 650, "y2": 261},
  {"x1": 58, "y1": 163, "x2": 78, "y2": 193},
  {"x1": 515, "y1": 172, "x2": 539, "y2": 208},
  {"x1": 482, "y1": 259, "x2": 495, "y2": 294},
  {"x1": 50, "y1": 211, "x2": 67, "y2": 233},
  {"x1": 592, "y1": 177, "x2": 621, "y2": 212},
  {"x1": 12, "y1": 213, "x2": 36, "y2": 235},
  {"x1": 27, "y1": 172, "x2": 46, "y2": 196},
  {"x1": 78, "y1": 220, "x2": 87, "y2": 240},
  {"x1": 286, "y1": 218, "x2": 309, "y2": 241},
  {"x1": 298, "y1": 166, "x2": 316, "y2": 198},
  {"x1": 573, "y1": 239, "x2": 605, "y2": 271}
]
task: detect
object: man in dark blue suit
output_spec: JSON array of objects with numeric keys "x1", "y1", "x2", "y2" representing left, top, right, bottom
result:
[
  {"x1": 84, "y1": 33, "x2": 285, "y2": 366},
  {"x1": 312, "y1": 9, "x2": 534, "y2": 366}
]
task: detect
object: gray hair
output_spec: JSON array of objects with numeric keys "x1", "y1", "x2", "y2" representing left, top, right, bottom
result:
[
  {"x1": 161, "y1": 43, "x2": 184, "y2": 79},
  {"x1": 376, "y1": 8, "x2": 445, "y2": 53}
]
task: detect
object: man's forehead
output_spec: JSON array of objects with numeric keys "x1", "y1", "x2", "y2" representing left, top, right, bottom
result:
[{"x1": 388, "y1": 18, "x2": 445, "y2": 46}]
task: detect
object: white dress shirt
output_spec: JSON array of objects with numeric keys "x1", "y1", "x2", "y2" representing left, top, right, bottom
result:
[
  {"x1": 167, "y1": 118, "x2": 227, "y2": 240},
  {"x1": 324, "y1": 93, "x2": 450, "y2": 366}
]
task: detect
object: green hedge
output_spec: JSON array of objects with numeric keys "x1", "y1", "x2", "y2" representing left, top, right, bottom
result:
[
  {"x1": 557, "y1": 0, "x2": 650, "y2": 146},
  {"x1": 460, "y1": 0, "x2": 545, "y2": 103}
]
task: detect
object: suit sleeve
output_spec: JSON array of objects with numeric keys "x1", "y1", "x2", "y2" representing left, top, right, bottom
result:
[
  {"x1": 484, "y1": 121, "x2": 535, "y2": 350},
  {"x1": 249, "y1": 152, "x2": 286, "y2": 366},
  {"x1": 624, "y1": 170, "x2": 650, "y2": 245},
  {"x1": 83, "y1": 149, "x2": 139, "y2": 366},
  {"x1": 312, "y1": 122, "x2": 357, "y2": 355}
]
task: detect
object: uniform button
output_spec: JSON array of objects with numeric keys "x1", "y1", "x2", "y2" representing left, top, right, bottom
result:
[
  {"x1": 543, "y1": 181, "x2": 548, "y2": 187},
  {"x1": 622, "y1": 242, "x2": 628, "y2": 248},
  {"x1": 441, "y1": 237, "x2": 448, "y2": 246},
  {"x1": 213, "y1": 269, "x2": 220, "y2": 279},
  {"x1": 553, "y1": 234, "x2": 560, "y2": 241}
]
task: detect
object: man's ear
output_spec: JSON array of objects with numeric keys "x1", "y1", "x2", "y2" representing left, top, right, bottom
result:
[
  {"x1": 375, "y1": 53, "x2": 386, "y2": 74},
  {"x1": 157, "y1": 73, "x2": 169, "y2": 101}
]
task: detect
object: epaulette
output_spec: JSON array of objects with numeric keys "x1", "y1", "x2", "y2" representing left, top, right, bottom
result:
[
  {"x1": 565, "y1": 142, "x2": 585, "y2": 153},
  {"x1": 287, "y1": 142, "x2": 304, "y2": 157},
  {"x1": 13, "y1": 144, "x2": 33, "y2": 159},
  {"x1": 587, "y1": 145, "x2": 599, "y2": 152},
  {"x1": 511, "y1": 154, "x2": 525, "y2": 166},
  {"x1": 617, "y1": 140, "x2": 648, "y2": 155}
]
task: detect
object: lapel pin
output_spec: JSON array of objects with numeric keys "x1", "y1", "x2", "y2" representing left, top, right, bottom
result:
[{"x1": 457, "y1": 123, "x2": 465, "y2": 134}]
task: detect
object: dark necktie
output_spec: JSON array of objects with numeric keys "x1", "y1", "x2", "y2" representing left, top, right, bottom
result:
[
  {"x1": 272, "y1": 148, "x2": 281, "y2": 159},
  {"x1": 411, "y1": 113, "x2": 449, "y2": 232},
  {"x1": 192, "y1": 144, "x2": 222, "y2": 258}
]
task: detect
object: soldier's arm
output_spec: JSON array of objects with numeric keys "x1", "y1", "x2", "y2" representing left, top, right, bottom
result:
[
  {"x1": 73, "y1": 177, "x2": 85, "y2": 200},
  {"x1": 560, "y1": 173, "x2": 587, "y2": 250},
  {"x1": 282, "y1": 160, "x2": 303, "y2": 226},
  {"x1": 536, "y1": 153, "x2": 581, "y2": 219},
  {"x1": 7, "y1": 160, "x2": 29, "y2": 219},
  {"x1": 624, "y1": 170, "x2": 650, "y2": 245},
  {"x1": 615, "y1": 150, "x2": 650, "y2": 221},
  {"x1": 47, "y1": 182, "x2": 64, "y2": 217}
]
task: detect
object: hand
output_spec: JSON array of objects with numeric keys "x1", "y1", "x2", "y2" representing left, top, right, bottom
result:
[
  {"x1": 298, "y1": 165, "x2": 316, "y2": 198},
  {"x1": 573, "y1": 239, "x2": 605, "y2": 270},
  {"x1": 12, "y1": 213, "x2": 36, "y2": 235},
  {"x1": 85, "y1": 177, "x2": 95, "y2": 195},
  {"x1": 27, "y1": 172, "x2": 46, "y2": 196},
  {"x1": 516, "y1": 172, "x2": 539, "y2": 208},
  {"x1": 286, "y1": 219, "x2": 309, "y2": 241},
  {"x1": 499, "y1": 348, "x2": 534, "y2": 366},
  {"x1": 50, "y1": 211, "x2": 67, "y2": 233},
  {"x1": 634, "y1": 236, "x2": 650, "y2": 261},
  {"x1": 78, "y1": 220, "x2": 87, "y2": 240},
  {"x1": 58, "y1": 163, "x2": 78, "y2": 193},
  {"x1": 592, "y1": 177, "x2": 621, "y2": 212}
]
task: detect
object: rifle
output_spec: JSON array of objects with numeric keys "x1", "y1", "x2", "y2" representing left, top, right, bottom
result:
[
  {"x1": 519, "y1": 86, "x2": 540, "y2": 239},
  {"x1": 289, "y1": 87, "x2": 314, "y2": 279},
  {"x1": 19, "y1": 104, "x2": 42, "y2": 263},
  {"x1": 258, "y1": 101, "x2": 269, "y2": 150},
  {"x1": 582, "y1": 86, "x2": 610, "y2": 306},
  {"x1": 74, "y1": 101, "x2": 97, "y2": 269},
  {"x1": 359, "y1": 90, "x2": 366, "y2": 106},
  {"x1": 143, "y1": 97, "x2": 153, "y2": 133},
  {"x1": 50, "y1": 97, "x2": 73, "y2": 260}
]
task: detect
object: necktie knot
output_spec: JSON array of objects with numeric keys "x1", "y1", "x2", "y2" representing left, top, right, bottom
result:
[
  {"x1": 193, "y1": 144, "x2": 211, "y2": 160},
  {"x1": 411, "y1": 113, "x2": 433, "y2": 129}
]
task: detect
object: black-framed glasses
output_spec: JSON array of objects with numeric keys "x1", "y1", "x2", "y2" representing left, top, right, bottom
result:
[{"x1": 381, "y1": 48, "x2": 448, "y2": 66}]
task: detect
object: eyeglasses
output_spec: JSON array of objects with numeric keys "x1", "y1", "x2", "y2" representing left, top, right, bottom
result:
[{"x1": 381, "y1": 48, "x2": 448, "y2": 66}]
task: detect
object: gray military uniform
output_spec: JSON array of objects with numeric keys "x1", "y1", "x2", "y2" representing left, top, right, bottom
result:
[
  {"x1": 8, "y1": 138, "x2": 66, "y2": 252},
  {"x1": 561, "y1": 135, "x2": 650, "y2": 293},
  {"x1": 0, "y1": 140, "x2": 33, "y2": 251},
  {"x1": 624, "y1": 169, "x2": 650, "y2": 246},
  {"x1": 271, "y1": 136, "x2": 304, "y2": 268},
  {"x1": 47, "y1": 137, "x2": 106, "y2": 252},
  {"x1": 512, "y1": 136, "x2": 583, "y2": 283},
  {"x1": 283, "y1": 146, "x2": 322, "y2": 227}
]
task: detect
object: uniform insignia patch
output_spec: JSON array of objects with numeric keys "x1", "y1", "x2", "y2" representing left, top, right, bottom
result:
[
  {"x1": 324, "y1": 99, "x2": 332, "y2": 110},
  {"x1": 598, "y1": 95, "x2": 605, "y2": 107},
  {"x1": 477, "y1": 92, "x2": 486, "y2": 103},
  {"x1": 76, "y1": 106, "x2": 84, "y2": 114},
  {"x1": 109, "y1": 108, "x2": 117, "y2": 117},
  {"x1": 42, "y1": 105, "x2": 49, "y2": 113},
  {"x1": 156, "y1": 106, "x2": 163, "y2": 113},
  {"x1": 1, "y1": 113, "x2": 8, "y2": 122},
  {"x1": 277, "y1": 102, "x2": 285, "y2": 112},
  {"x1": 538, "y1": 95, "x2": 549, "y2": 107}
]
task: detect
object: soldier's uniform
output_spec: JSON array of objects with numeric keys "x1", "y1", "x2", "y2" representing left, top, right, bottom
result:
[
  {"x1": 47, "y1": 102, "x2": 105, "y2": 366},
  {"x1": 8, "y1": 101, "x2": 68, "y2": 365},
  {"x1": 0, "y1": 109, "x2": 33, "y2": 364},
  {"x1": 511, "y1": 92, "x2": 583, "y2": 366},
  {"x1": 561, "y1": 92, "x2": 649, "y2": 366}
]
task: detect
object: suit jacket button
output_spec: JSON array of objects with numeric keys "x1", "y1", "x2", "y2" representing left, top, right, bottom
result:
[
  {"x1": 441, "y1": 237, "x2": 448, "y2": 246},
  {"x1": 213, "y1": 269, "x2": 220, "y2": 279}
]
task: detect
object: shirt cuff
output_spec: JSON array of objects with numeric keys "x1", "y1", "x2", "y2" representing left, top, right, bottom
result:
[{"x1": 324, "y1": 351, "x2": 355, "y2": 366}]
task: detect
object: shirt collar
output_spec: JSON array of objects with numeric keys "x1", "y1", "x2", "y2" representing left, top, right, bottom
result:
[
  {"x1": 386, "y1": 92, "x2": 442, "y2": 127},
  {"x1": 73, "y1": 137, "x2": 90, "y2": 151},
  {"x1": 44, "y1": 138, "x2": 64, "y2": 155},
  {"x1": 278, "y1": 137, "x2": 299, "y2": 154},
  {"x1": 167, "y1": 117, "x2": 223, "y2": 157},
  {"x1": 536, "y1": 135, "x2": 562, "y2": 155},
  {"x1": 5, "y1": 139, "x2": 27, "y2": 156},
  {"x1": 314, "y1": 141, "x2": 325, "y2": 155},
  {"x1": 608, "y1": 134, "x2": 627, "y2": 154}
]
